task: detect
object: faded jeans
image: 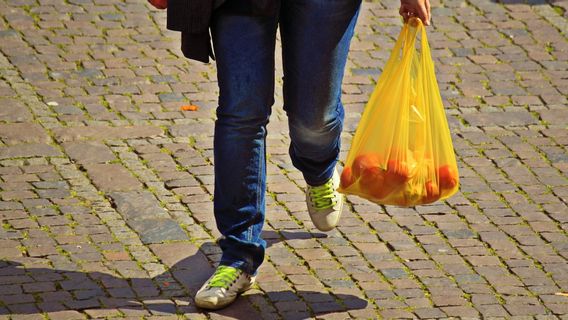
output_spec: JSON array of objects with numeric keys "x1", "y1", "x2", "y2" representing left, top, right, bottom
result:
[{"x1": 211, "y1": 0, "x2": 362, "y2": 275}]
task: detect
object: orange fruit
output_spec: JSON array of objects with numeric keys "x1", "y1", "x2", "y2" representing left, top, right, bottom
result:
[
  {"x1": 384, "y1": 159, "x2": 412, "y2": 188},
  {"x1": 359, "y1": 167, "x2": 390, "y2": 200},
  {"x1": 352, "y1": 153, "x2": 383, "y2": 179},
  {"x1": 438, "y1": 165, "x2": 458, "y2": 190},
  {"x1": 340, "y1": 166, "x2": 355, "y2": 188}
]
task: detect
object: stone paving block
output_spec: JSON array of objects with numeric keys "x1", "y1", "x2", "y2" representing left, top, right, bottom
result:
[
  {"x1": 377, "y1": 308, "x2": 415, "y2": 319},
  {"x1": 128, "y1": 219, "x2": 188, "y2": 244},
  {"x1": 7, "y1": 303, "x2": 41, "y2": 314},
  {"x1": 413, "y1": 307, "x2": 446, "y2": 318},
  {"x1": 1, "y1": 0, "x2": 568, "y2": 319},
  {"x1": 505, "y1": 303, "x2": 549, "y2": 316},
  {"x1": 462, "y1": 111, "x2": 539, "y2": 127},
  {"x1": 0, "y1": 241, "x2": 23, "y2": 258},
  {"x1": 83, "y1": 309, "x2": 122, "y2": 318},
  {"x1": 22, "y1": 281, "x2": 56, "y2": 293},
  {"x1": 0, "y1": 292, "x2": 36, "y2": 307},
  {"x1": 0, "y1": 123, "x2": 50, "y2": 145},
  {"x1": 0, "y1": 99, "x2": 33, "y2": 122},
  {"x1": 149, "y1": 242, "x2": 205, "y2": 270},
  {"x1": 202, "y1": 291, "x2": 261, "y2": 318},
  {"x1": 84, "y1": 164, "x2": 142, "y2": 192},
  {"x1": 0, "y1": 143, "x2": 61, "y2": 159},
  {"x1": 52, "y1": 125, "x2": 163, "y2": 142},
  {"x1": 547, "y1": 303, "x2": 568, "y2": 315},
  {"x1": 62, "y1": 141, "x2": 116, "y2": 164},
  {"x1": 538, "y1": 109, "x2": 568, "y2": 126},
  {"x1": 168, "y1": 123, "x2": 214, "y2": 137},
  {"x1": 1, "y1": 190, "x2": 37, "y2": 201},
  {"x1": 108, "y1": 191, "x2": 169, "y2": 220},
  {"x1": 44, "y1": 310, "x2": 86, "y2": 319}
]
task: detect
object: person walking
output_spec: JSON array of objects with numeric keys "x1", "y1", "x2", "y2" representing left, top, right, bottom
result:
[{"x1": 151, "y1": 0, "x2": 431, "y2": 310}]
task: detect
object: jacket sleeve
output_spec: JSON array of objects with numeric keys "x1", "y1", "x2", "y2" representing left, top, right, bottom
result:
[
  {"x1": 181, "y1": 31, "x2": 213, "y2": 63},
  {"x1": 166, "y1": 0, "x2": 218, "y2": 63},
  {"x1": 167, "y1": 0, "x2": 213, "y2": 33}
]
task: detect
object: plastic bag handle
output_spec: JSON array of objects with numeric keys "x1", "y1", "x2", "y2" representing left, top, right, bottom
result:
[{"x1": 387, "y1": 18, "x2": 421, "y2": 66}]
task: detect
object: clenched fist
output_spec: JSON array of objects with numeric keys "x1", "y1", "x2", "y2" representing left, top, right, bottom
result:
[{"x1": 399, "y1": 0, "x2": 431, "y2": 26}]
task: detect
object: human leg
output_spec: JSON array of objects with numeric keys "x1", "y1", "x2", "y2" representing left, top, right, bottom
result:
[
  {"x1": 195, "y1": 6, "x2": 279, "y2": 310},
  {"x1": 280, "y1": 0, "x2": 361, "y2": 186},
  {"x1": 210, "y1": 6, "x2": 278, "y2": 277},
  {"x1": 280, "y1": 0, "x2": 362, "y2": 230}
]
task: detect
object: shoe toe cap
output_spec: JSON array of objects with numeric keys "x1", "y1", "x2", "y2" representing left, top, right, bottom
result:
[
  {"x1": 311, "y1": 210, "x2": 341, "y2": 231},
  {"x1": 195, "y1": 294, "x2": 220, "y2": 309}
]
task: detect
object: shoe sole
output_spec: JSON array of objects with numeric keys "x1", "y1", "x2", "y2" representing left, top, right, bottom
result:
[
  {"x1": 195, "y1": 298, "x2": 234, "y2": 310},
  {"x1": 194, "y1": 281, "x2": 255, "y2": 310}
]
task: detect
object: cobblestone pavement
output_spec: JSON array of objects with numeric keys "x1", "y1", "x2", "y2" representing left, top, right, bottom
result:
[{"x1": 0, "y1": 0, "x2": 567, "y2": 318}]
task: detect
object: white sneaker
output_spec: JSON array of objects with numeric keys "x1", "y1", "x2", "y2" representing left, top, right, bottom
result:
[
  {"x1": 306, "y1": 169, "x2": 344, "y2": 232},
  {"x1": 194, "y1": 265, "x2": 255, "y2": 310}
]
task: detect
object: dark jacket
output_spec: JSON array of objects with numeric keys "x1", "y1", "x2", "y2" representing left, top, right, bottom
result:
[{"x1": 167, "y1": 0, "x2": 279, "y2": 63}]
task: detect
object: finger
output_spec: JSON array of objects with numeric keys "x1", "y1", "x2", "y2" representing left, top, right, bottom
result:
[
  {"x1": 425, "y1": 0, "x2": 431, "y2": 24},
  {"x1": 417, "y1": 2, "x2": 430, "y2": 25},
  {"x1": 399, "y1": 6, "x2": 407, "y2": 18},
  {"x1": 399, "y1": 5, "x2": 410, "y2": 22}
]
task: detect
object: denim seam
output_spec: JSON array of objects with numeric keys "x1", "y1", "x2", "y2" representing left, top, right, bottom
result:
[{"x1": 250, "y1": 134, "x2": 264, "y2": 246}]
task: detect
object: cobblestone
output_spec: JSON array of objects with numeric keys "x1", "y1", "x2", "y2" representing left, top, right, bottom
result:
[{"x1": 0, "y1": 0, "x2": 566, "y2": 318}]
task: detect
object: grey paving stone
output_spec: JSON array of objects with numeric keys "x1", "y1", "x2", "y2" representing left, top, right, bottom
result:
[
  {"x1": 0, "y1": 99, "x2": 33, "y2": 122},
  {"x1": 444, "y1": 229, "x2": 477, "y2": 239},
  {"x1": 62, "y1": 141, "x2": 116, "y2": 164},
  {"x1": 539, "y1": 109, "x2": 568, "y2": 125},
  {"x1": 168, "y1": 123, "x2": 215, "y2": 137},
  {"x1": 1, "y1": 0, "x2": 567, "y2": 318},
  {"x1": 52, "y1": 125, "x2": 163, "y2": 142},
  {"x1": 108, "y1": 191, "x2": 169, "y2": 221},
  {"x1": 108, "y1": 191, "x2": 188, "y2": 243},
  {"x1": 0, "y1": 143, "x2": 61, "y2": 159},
  {"x1": 83, "y1": 164, "x2": 142, "y2": 192},
  {"x1": 462, "y1": 111, "x2": 539, "y2": 127},
  {"x1": 0, "y1": 123, "x2": 50, "y2": 145}
]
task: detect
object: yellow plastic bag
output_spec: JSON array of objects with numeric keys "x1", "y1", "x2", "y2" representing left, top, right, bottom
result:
[{"x1": 338, "y1": 18, "x2": 459, "y2": 207}]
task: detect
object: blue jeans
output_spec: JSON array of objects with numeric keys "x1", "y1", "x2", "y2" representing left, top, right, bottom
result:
[{"x1": 211, "y1": 0, "x2": 361, "y2": 275}]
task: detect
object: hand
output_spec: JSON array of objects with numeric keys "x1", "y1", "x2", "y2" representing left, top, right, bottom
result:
[
  {"x1": 399, "y1": 0, "x2": 431, "y2": 26},
  {"x1": 148, "y1": 0, "x2": 167, "y2": 9}
]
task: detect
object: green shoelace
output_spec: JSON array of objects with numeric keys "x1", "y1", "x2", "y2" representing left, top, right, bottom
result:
[
  {"x1": 208, "y1": 266, "x2": 241, "y2": 288},
  {"x1": 309, "y1": 179, "x2": 337, "y2": 210}
]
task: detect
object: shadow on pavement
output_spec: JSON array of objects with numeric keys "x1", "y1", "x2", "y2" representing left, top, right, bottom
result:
[{"x1": 0, "y1": 230, "x2": 368, "y2": 317}]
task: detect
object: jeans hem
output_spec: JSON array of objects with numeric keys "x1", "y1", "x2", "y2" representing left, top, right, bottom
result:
[
  {"x1": 219, "y1": 259, "x2": 256, "y2": 276},
  {"x1": 305, "y1": 172, "x2": 333, "y2": 187}
]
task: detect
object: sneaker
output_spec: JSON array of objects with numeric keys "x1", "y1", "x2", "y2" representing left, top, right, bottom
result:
[
  {"x1": 306, "y1": 169, "x2": 344, "y2": 231},
  {"x1": 194, "y1": 265, "x2": 255, "y2": 310}
]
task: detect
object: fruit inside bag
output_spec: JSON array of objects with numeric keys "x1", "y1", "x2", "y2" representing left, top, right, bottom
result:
[{"x1": 338, "y1": 18, "x2": 459, "y2": 207}]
